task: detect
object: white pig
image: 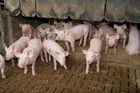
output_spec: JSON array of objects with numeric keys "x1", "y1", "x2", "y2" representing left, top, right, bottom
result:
[
  {"x1": 114, "y1": 24, "x2": 127, "y2": 48},
  {"x1": 82, "y1": 38, "x2": 102, "y2": 74},
  {"x1": 4, "y1": 36, "x2": 30, "y2": 66},
  {"x1": 19, "y1": 24, "x2": 41, "y2": 39},
  {"x1": 55, "y1": 24, "x2": 89, "y2": 51},
  {"x1": 15, "y1": 39, "x2": 44, "y2": 75},
  {"x1": 125, "y1": 25, "x2": 140, "y2": 56},
  {"x1": 39, "y1": 26, "x2": 56, "y2": 40},
  {"x1": 0, "y1": 54, "x2": 6, "y2": 79},
  {"x1": 43, "y1": 39, "x2": 69, "y2": 70},
  {"x1": 105, "y1": 33, "x2": 120, "y2": 54}
]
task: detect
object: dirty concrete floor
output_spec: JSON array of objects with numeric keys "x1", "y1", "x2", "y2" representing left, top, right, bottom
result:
[{"x1": 0, "y1": 40, "x2": 140, "y2": 93}]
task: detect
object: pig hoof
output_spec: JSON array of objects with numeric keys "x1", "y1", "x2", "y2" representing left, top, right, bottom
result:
[
  {"x1": 64, "y1": 67, "x2": 67, "y2": 70},
  {"x1": 85, "y1": 71, "x2": 88, "y2": 74},
  {"x1": 32, "y1": 74, "x2": 36, "y2": 76},
  {"x1": 2, "y1": 76, "x2": 6, "y2": 79},
  {"x1": 54, "y1": 68, "x2": 57, "y2": 70},
  {"x1": 96, "y1": 69, "x2": 99, "y2": 73}
]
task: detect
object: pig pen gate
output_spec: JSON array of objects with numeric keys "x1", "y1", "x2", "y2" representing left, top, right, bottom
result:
[{"x1": 0, "y1": 0, "x2": 140, "y2": 93}]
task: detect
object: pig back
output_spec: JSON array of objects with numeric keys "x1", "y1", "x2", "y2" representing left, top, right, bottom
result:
[
  {"x1": 99, "y1": 25, "x2": 115, "y2": 36},
  {"x1": 12, "y1": 36, "x2": 30, "y2": 50},
  {"x1": 43, "y1": 39, "x2": 64, "y2": 55},
  {"x1": 28, "y1": 39, "x2": 42, "y2": 52},
  {"x1": 70, "y1": 24, "x2": 88, "y2": 40},
  {"x1": 90, "y1": 38, "x2": 102, "y2": 53},
  {"x1": 36, "y1": 23, "x2": 50, "y2": 30}
]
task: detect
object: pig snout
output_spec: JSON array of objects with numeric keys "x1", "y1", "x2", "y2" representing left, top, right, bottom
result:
[
  {"x1": 18, "y1": 64, "x2": 24, "y2": 68},
  {"x1": 109, "y1": 44, "x2": 113, "y2": 47},
  {"x1": 87, "y1": 61, "x2": 91, "y2": 65},
  {"x1": 5, "y1": 57, "x2": 10, "y2": 61}
]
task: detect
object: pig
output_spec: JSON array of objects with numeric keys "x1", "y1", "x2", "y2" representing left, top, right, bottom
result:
[
  {"x1": 105, "y1": 33, "x2": 120, "y2": 54},
  {"x1": 38, "y1": 26, "x2": 56, "y2": 40},
  {"x1": 0, "y1": 54, "x2": 6, "y2": 79},
  {"x1": 4, "y1": 36, "x2": 30, "y2": 66},
  {"x1": 43, "y1": 39, "x2": 69, "y2": 70},
  {"x1": 55, "y1": 24, "x2": 89, "y2": 49},
  {"x1": 82, "y1": 38, "x2": 102, "y2": 74},
  {"x1": 114, "y1": 24, "x2": 127, "y2": 48},
  {"x1": 15, "y1": 39, "x2": 44, "y2": 75},
  {"x1": 125, "y1": 25, "x2": 140, "y2": 56},
  {"x1": 36, "y1": 23, "x2": 50, "y2": 30},
  {"x1": 36, "y1": 23, "x2": 52, "y2": 38},
  {"x1": 19, "y1": 24, "x2": 41, "y2": 39}
]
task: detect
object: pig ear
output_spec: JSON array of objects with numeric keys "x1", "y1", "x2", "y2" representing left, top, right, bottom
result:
[
  {"x1": 122, "y1": 24, "x2": 127, "y2": 29},
  {"x1": 12, "y1": 46, "x2": 17, "y2": 52},
  {"x1": 27, "y1": 50, "x2": 33, "y2": 58},
  {"x1": 61, "y1": 21, "x2": 64, "y2": 24},
  {"x1": 106, "y1": 34, "x2": 110, "y2": 39},
  {"x1": 19, "y1": 23, "x2": 23, "y2": 28},
  {"x1": 115, "y1": 33, "x2": 120, "y2": 39},
  {"x1": 15, "y1": 52, "x2": 21, "y2": 58},
  {"x1": 114, "y1": 24, "x2": 118, "y2": 29},
  {"x1": 82, "y1": 50, "x2": 87, "y2": 55},
  {"x1": 54, "y1": 20, "x2": 58, "y2": 24},
  {"x1": 65, "y1": 51, "x2": 69, "y2": 56}
]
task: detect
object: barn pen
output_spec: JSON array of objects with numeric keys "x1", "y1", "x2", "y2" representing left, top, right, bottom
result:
[{"x1": 0, "y1": 0, "x2": 140, "y2": 93}]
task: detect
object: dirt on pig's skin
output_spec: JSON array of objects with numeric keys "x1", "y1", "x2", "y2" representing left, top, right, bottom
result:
[{"x1": 0, "y1": 40, "x2": 140, "y2": 93}]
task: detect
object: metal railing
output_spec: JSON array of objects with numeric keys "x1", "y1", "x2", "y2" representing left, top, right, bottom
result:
[{"x1": 0, "y1": 0, "x2": 6, "y2": 12}]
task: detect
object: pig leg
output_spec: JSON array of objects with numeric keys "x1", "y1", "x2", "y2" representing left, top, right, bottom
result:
[
  {"x1": 83, "y1": 34, "x2": 88, "y2": 46},
  {"x1": 105, "y1": 42, "x2": 109, "y2": 54},
  {"x1": 49, "y1": 55, "x2": 51, "y2": 61},
  {"x1": 1, "y1": 68, "x2": 6, "y2": 79},
  {"x1": 12, "y1": 59, "x2": 15, "y2": 67},
  {"x1": 89, "y1": 30, "x2": 92, "y2": 40},
  {"x1": 24, "y1": 66, "x2": 27, "y2": 74},
  {"x1": 96, "y1": 60, "x2": 100, "y2": 72},
  {"x1": 43, "y1": 49, "x2": 48, "y2": 62},
  {"x1": 40, "y1": 51, "x2": 44, "y2": 62},
  {"x1": 123, "y1": 39, "x2": 126, "y2": 48},
  {"x1": 32, "y1": 62, "x2": 36, "y2": 76},
  {"x1": 63, "y1": 64, "x2": 67, "y2": 69},
  {"x1": 114, "y1": 44, "x2": 117, "y2": 53},
  {"x1": 79, "y1": 36, "x2": 83, "y2": 46},
  {"x1": 85, "y1": 62, "x2": 90, "y2": 74},
  {"x1": 65, "y1": 42, "x2": 69, "y2": 51},
  {"x1": 53, "y1": 58, "x2": 57, "y2": 70},
  {"x1": 70, "y1": 40, "x2": 75, "y2": 52}
]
